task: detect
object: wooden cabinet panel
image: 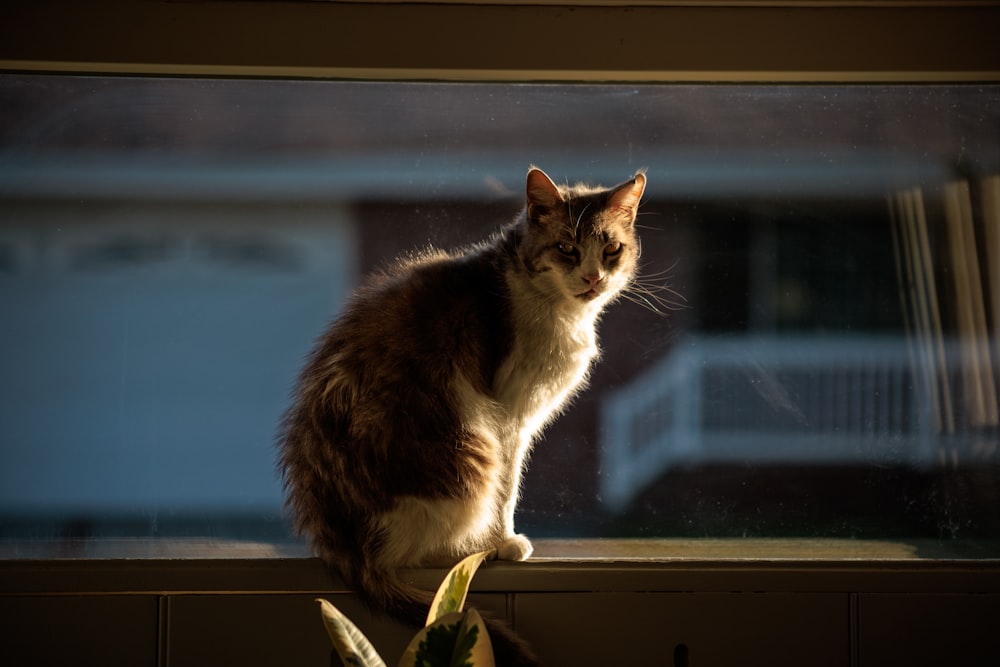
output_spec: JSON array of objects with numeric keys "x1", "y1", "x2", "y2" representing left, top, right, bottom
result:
[
  {"x1": 858, "y1": 593, "x2": 1000, "y2": 666},
  {"x1": 0, "y1": 595, "x2": 158, "y2": 667},
  {"x1": 515, "y1": 592, "x2": 849, "y2": 667},
  {"x1": 166, "y1": 593, "x2": 508, "y2": 667}
]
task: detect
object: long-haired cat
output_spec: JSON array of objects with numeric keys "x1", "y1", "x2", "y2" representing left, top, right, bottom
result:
[{"x1": 279, "y1": 167, "x2": 646, "y2": 665}]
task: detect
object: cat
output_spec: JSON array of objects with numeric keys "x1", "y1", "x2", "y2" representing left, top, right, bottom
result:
[{"x1": 278, "y1": 166, "x2": 646, "y2": 665}]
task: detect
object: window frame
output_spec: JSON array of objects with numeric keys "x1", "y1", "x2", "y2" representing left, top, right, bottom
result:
[
  {"x1": 2, "y1": 0, "x2": 999, "y2": 83},
  {"x1": 1, "y1": 1, "x2": 999, "y2": 567}
]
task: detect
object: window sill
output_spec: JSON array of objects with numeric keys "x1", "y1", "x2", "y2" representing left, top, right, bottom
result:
[
  {"x1": 3, "y1": 536, "x2": 998, "y2": 561},
  {"x1": 2, "y1": 538, "x2": 998, "y2": 597}
]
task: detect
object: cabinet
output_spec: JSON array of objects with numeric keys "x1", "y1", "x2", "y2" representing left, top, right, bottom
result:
[
  {"x1": 858, "y1": 593, "x2": 1000, "y2": 666},
  {"x1": 516, "y1": 592, "x2": 849, "y2": 667},
  {"x1": 0, "y1": 595, "x2": 159, "y2": 667},
  {"x1": 2, "y1": 557, "x2": 998, "y2": 667}
]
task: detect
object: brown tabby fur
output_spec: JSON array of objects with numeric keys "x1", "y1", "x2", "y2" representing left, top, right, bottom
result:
[{"x1": 279, "y1": 167, "x2": 646, "y2": 666}]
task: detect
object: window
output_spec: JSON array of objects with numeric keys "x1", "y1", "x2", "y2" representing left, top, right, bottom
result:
[{"x1": 1, "y1": 73, "x2": 997, "y2": 558}]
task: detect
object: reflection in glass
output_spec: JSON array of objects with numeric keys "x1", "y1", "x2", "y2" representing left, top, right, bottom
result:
[{"x1": 0, "y1": 76, "x2": 997, "y2": 555}]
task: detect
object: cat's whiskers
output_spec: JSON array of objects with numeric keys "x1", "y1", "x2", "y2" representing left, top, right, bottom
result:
[
  {"x1": 621, "y1": 271, "x2": 688, "y2": 315},
  {"x1": 570, "y1": 201, "x2": 592, "y2": 238},
  {"x1": 633, "y1": 258, "x2": 681, "y2": 283}
]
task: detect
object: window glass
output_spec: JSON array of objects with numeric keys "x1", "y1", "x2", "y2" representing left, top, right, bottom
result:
[{"x1": 1, "y1": 76, "x2": 998, "y2": 556}]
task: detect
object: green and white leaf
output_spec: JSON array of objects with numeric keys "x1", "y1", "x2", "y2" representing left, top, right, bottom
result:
[
  {"x1": 399, "y1": 609, "x2": 495, "y2": 667},
  {"x1": 452, "y1": 608, "x2": 494, "y2": 667},
  {"x1": 317, "y1": 598, "x2": 388, "y2": 667},
  {"x1": 426, "y1": 549, "x2": 492, "y2": 625}
]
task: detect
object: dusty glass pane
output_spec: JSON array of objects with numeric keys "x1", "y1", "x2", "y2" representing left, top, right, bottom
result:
[{"x1": 0, "y1": 76, "x2": 998, "y2": 556}]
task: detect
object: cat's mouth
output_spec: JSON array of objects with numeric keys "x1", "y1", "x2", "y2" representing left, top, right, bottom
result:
[{"x1": 576, "y1": 288, "x2": 602, "y2": 301}]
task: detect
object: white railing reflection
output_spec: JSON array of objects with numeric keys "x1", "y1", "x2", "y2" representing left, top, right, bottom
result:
[{"x1": 600, "y1": 336, "x2": 999, "y2": 513}]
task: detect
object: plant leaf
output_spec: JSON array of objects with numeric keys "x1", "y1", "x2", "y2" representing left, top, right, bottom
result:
[
  {"x1": 453, "y1": 608, "x2": 495, "y2": 667},
  {"x1": 400, "y1": 611, "x2": 464, "y2": 667},
  {"x1": 317, "y1": 598, "x2": 388, "y2": 667},
  {"x1": 426, "y1": 549, "x2": 492, "y2": 625},
  {"x1": 398, "y1": 610, "x2": 494, "y2": 667}
]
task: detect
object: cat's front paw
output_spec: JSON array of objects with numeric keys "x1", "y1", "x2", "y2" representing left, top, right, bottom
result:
[{"x1": 496, "y1": 534, "x2": 533, "y2": 561}]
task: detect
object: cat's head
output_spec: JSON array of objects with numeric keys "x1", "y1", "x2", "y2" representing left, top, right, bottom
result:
[{"x1": 518, "y1": 167, "x2": 645, "y2": 311}]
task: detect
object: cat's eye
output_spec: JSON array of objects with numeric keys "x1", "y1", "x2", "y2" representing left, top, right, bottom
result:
[
  {"x1": 604, "y1": 241, "x2": 623, "y2": 257},
  {"x1": 557, "y1": 242, "x2": 577, "y2": 256}
]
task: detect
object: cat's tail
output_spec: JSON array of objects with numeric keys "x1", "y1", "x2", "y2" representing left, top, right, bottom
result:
[{"x1": 348, "y1": 560, "x2": 542, "y2": 667}]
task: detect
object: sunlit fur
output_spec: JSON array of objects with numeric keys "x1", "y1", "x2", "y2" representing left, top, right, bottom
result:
[{"x1": 278, "y1": 167, "x2": 645, "y2": 666}]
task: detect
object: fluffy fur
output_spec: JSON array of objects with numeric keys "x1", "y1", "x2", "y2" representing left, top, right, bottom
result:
[{"x1": 279, "y1": 167, "x2": 646, "y2": 665}]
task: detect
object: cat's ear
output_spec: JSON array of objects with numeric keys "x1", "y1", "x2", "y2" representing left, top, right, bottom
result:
[
  {"x1": 607, "y1": 172, "x2": 646, "y2": 223},
  {"x1": 526, "y1": 167, "x2": 564, "y2": 219}
]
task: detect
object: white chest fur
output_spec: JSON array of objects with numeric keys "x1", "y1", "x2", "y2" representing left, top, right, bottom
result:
[
  {"x1": 440, "y1": 295, "x2": 601, "y2": 549},
  {"x1": 493, "y1": 295, "x2": 600, "y2": 443}
]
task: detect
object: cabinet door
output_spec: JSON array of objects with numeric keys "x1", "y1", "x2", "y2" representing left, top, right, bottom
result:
[
  {"x1": 515, "y1": 592, "x2": 849, "y2": 666},
  {"x1": 859, "y1": 593, "x2": 1000, "y2": 666},
  {"x1": 166, "y1": 592, "x2": 508, "y2": 667},
  {"x1": 0, "y1": 595, "x2": 159, "y2": 667}
]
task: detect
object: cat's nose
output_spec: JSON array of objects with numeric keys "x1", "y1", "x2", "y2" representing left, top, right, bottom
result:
[{"x1": 582, "y1": 272, "x2": 604, "y2": 287}]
